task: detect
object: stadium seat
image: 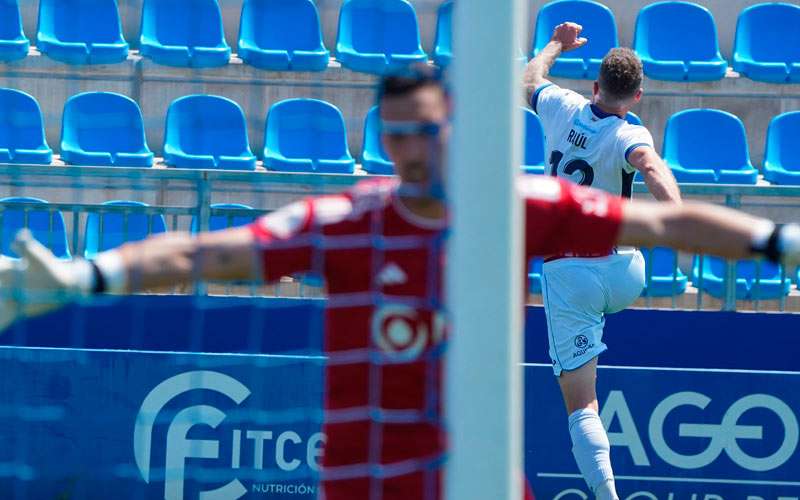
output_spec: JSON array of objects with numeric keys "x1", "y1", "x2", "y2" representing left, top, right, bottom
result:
[
  {"x1": 532, "y1": 0, "x2": 618, "y2": 80},
  {"x1": 433, "y1": 0, "x2": 453, "y2": 67},
  {"x1": 523, "y1": 107, "x2": 546, "y2": 175},
  {"x1": 0, "y1": 88, "x2": 52, "y2": 165},
  {"x1": 164, "y1": 95, "x2": 257, "y2": 171},
  {"x1": 0, "y1": 0, "x2": 29, "y2": 62},
  {"x1": 625, "y1": 111, "x2": 642, "y2": 126},
  {"x1": 263, "y1": 98, "x2": 355, "y2": 173},
  {"x1": 0, "y1": 197, "x2": 70, "y2": 259},
  {"x1": 529, "y1": 258, "x2": 543, "y2": 294},
  {"x1": 36, "y1": 0, "x2": 129, "y2": 65},
  {"x1": 361, "y1": 106, "x2": 394, "y2": 175},
  {"x1": 640, "y1": 247, "x2": 687, "y2": 297},
  {"x1": 238, "y1": 0, "x2": 329, "y2": 72},
  {"x1": 140, "y1": 0, "x2": 231, "y2": 68},
  {"x1": 83, "y1": 201, "x2": 166, "y2": 259},
  {"x1": 633, "y1": 1, "x2": 727, "y2": 82},
  {"x1": 763, "y1": 111, "x2": 800, "y2": 186},
  {"x1": 733, "y1": 3, "x2": 800, "y2": 84},
  {"x1": 662, "y1": 109, "x2": 757, "y2": 184},
  {"x1": 191, "y1": 203, "x2": 256, "y2": 233},
  {"x1": 335, "y1": 0, "x2": 428, "y2": 75},
  {"x1": 61, "y1": 92, "x2": 153, "y2": 168},
  {"x1": 692, "y1": 256, "x2": 791, "y2": 300}
]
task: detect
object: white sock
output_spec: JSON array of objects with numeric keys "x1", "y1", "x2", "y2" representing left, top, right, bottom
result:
[{"x1": 568, "y1": 408, "x2": 619, "y2": 500}]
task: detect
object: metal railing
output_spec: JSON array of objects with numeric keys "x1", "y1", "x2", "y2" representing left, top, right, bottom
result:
[{"x1": 1, "y1": 164, "x2": 799, "y2": 312}]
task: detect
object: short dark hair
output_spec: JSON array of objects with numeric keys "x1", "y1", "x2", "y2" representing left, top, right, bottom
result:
[
  {"x1": 598, "y1": 48, "x2": 643, "y2": 101},
  {"x1": 377, "y1": 64, "x2": 448, "y2": 103}
]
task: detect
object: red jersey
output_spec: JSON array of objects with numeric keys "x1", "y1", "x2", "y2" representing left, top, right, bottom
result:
[{"x1": 248, "y1": 176, "x2": 623, "y2": 499}]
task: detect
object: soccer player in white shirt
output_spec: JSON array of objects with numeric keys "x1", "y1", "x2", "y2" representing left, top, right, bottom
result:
[{"x1": 523, "y1": 23, "x2": 682, "y2": 500}]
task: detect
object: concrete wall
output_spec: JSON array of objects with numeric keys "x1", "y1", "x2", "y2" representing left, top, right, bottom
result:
[{"x1": 17, "y1": 0, "x2": 768, "y2": 60}]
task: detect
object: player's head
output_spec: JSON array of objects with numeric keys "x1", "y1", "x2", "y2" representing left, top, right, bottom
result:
[
  {"x1": 593, "y1": 48, "x2": 644, "y2": 111},
  {"x1": 377, "y1": 65, "x2": 450, "y2": 197}
]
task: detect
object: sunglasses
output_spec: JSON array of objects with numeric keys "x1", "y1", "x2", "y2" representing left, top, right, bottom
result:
[{"x1": 380, "y1": 121, "x2": 443, "y2": 138}]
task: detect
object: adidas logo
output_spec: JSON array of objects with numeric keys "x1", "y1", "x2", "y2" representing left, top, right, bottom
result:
[{"x1": 376, "y1": 262, "x2": 408, "y2": 286}]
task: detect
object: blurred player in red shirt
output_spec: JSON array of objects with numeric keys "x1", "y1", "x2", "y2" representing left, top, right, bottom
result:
[{"x1": 3, "y1": 66, "x2": 800, "y2": 500}]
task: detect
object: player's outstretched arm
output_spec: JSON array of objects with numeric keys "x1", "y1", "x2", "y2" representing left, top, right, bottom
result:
[
  {"x1": 627, "y1": 147, "x2": 682, "y2": 204},
  {"x1": 523, "y1": 22, "x2": 587, "y2": 102},
  {"x1": 618, "y1": 200, "x2": 800, "y2": 266},
  {"x1": 0, "y1": 226, "x2": 260, "y2": 332}
]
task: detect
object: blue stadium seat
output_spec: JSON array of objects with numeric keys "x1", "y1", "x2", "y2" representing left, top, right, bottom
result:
[
  {"x1": 164, "y1": 95, "x2": 257, "y2": 171},
  {"x1": 523, "y1": 107, "x2": 546, "y2": 175},
  {"x1": 625, "y1": 111, "x2": 642, "y2": 126},
  {"x1": 191, "y1": 203, "x2": 256, "y2": 233},
  {"x1": 433, "y1": 0, "x2": 453, "y2": 67},
  {"x1": 733, "y1": 3, "x2": 800, "y2": 84},
  {"x1": 140, "y1": 0, "x2": 230, "y2": 68},
  {"x1": 0, "y1": 88, "x2": 52, "y2": 165},
  {"x1": 692, "y1": 256, "x2": 791, "y2": 300},
  {"x1": 533, "y1": 0, "x2": 618, "y2": 80},
  {"x1": 61, "y1": 92, "x2": 153, "y2": 168},
  {"x1": 640, "y1": 247, "x2": 687, "y2": 297},
  {"x1": 335, "y1": 0, "x2": 428, "y2": 75},
  {"x1": 238, "y1": 0, "x2": 329, "y2": 72},
  {"x1": 633, "y1": 1, "x2": 727, "y2": 82},
  {"x1": 0, "y1": 0, "x2": 29, "y2": 62},
  {"x1": 84, "y1": 201, "x2": 166, "y2": 259},
  {"x1": 0, "y1": 197, "x2": 70, "y2": 259},
  {"x1": 264, "y1": 98, "x2": 354, "y2": 173},
  {"x1": 36, "y1": 0, "x2": 128, "y2": 65},
  {"x1": 662, "y1": 109, "x2": 757, "y2": 184},
  {"x1": 529, "y1": 258, "x2": 543, "y2": 294},
  {"x1": 763, "y1": 111, "x2": 800, "y2": 186},
  {"x1": 361, "y1": 106, "x2": 394, "y2": 175}
]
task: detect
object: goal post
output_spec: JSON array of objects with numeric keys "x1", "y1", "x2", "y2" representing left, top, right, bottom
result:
[{"x1": 446, "y1": 0, "x2": 527, "y2": 499}]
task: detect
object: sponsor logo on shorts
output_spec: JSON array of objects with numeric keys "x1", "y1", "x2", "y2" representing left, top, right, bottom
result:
[{"x1": 573, "y1": 335, "x2": 594, "y2": 358}]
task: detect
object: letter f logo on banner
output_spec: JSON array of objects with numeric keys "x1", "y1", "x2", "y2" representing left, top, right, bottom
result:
[{"x1": 134, "y1": 371, "x2": 251, "y2": 500}]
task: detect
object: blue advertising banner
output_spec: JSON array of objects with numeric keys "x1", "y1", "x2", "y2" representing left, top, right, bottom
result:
[
  {"x1": 0, "y1": 297, "x2": 798, "y2": 499},
  {"x1": 525, "y1": 364, "x2": 800, "y2": 499},
  {"x1": 0, "y1": 347, "x2": 325, "y2": 499}
]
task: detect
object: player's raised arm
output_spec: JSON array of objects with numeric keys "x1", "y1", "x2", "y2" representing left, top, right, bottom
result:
[
  {"x1": 627, "y1": 146, "x2": 682, "y2": 204},
  {"x1": 523, "y1": 22, "x2": 587, "y2": 103}
]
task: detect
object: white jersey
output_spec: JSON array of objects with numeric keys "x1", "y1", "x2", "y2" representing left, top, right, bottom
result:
[{"x1": 531, "y1": 83, "x2": 654, "y2": 198}]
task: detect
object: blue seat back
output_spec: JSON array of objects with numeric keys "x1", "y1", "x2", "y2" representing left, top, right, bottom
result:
[
  {"x1": 266, "y1": 98, "x2": 350, "y2": 161},
  {"x1": 338, "y1": 0, "x2": 422, "y2": 55},
  {"x1": 697, "y1": 255, "x2": 783, "y2": 282},
  {"x1": 192, "y1": 204, "x2": 256, "y2": 233},
  {"x1": 38, "y1": 0, "x2": 124, "y2": 44},
  {"x1": 663, "y1": 109, "x2": 751, "y2": 172},
  {"x1": 142, "y1": 0, "x2": 226, "y2": 48},
  {"x1": 240, "y1": 0, "x2": 324, "y2": 51},
  {"x1": 634, "y1": 1, "x2": 721, "y2": 62},
  {"x1": 644, "y1": 247, "x2": 680, "y2": 276},
  {"x1": 84, "y1": 201, "x2": 166, "y2": 258},
  {"x1": 362, "y1": 105, "x2": 391, "y2": 163},
  {"x1": 523, "y1": 107, "x2": 545, "y2": 167},
  {"x1": 0, "y1": 197, "x2": 70, "y2": 259},
  {"x1": 533, "y1": 0, "x2": 617, "y2": 60},
  {"x1": 434, "y1": 0, "x2": 453, "y2": 64},
  {"x1": 62, "y1": 92, "x2": 149, "y2": 155},
  {"x1": 0, "y1": 88, "x2": 48, "y2": 152},
  {"x1": 0, "y1": 0, "x2": 25, "y2": 40},
  {"x1": 166, "y1": 95, "x2": 252, "y2": 158},
  {"x1": 735, "y1": 3, "x2": 800, "y2": 64},
  {"x1": 625, "y1": 111, "x2": 642, "y2": 126},
  {"x1": 765, "y1": 111, "x2": 800, "y2": 173}
]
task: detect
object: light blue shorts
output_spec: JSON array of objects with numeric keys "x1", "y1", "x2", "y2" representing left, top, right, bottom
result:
[{"x1": 541, "y1": 250, "x2": 645, "y2": 376}]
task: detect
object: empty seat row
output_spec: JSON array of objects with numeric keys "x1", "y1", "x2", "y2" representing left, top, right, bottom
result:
[
  {"x1": 530, "y1": 0, "x2": 800, "y2": 83},
  {"x1": 529, "y1": 248, "x2": 795, "y2": 299},
  {"x1": 0, "y1": 198, "x2": 255, "y2": 259},
  {"x1": 0, "y1": 0, "x2": 432, "y2": 75}
]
